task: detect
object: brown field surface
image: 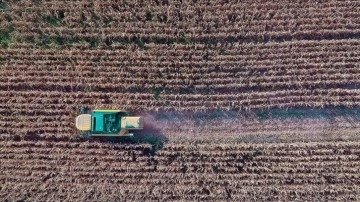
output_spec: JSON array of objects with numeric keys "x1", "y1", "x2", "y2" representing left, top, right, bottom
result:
[
  {"x1": 1, "y1": 0, "x2": 360, "y2": 201},
  {"x1": 1, "y1": 140, "x2": 360, "y2": 201}
]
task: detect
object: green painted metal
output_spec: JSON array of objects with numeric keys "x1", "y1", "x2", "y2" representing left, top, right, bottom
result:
[
  {"x1": 91, "y1": 111, "x2": 128, "y2": 134},
  {"x1": 76, "y1": 108, "x2": 142, "y2": 137},
  {"x1": 93, "y1": 109, "x2": 127, "y2": 113}
]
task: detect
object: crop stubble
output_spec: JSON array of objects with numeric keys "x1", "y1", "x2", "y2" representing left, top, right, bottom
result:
[{"x1": 1, "y1": 0, "x2": 360, "y2": 201}]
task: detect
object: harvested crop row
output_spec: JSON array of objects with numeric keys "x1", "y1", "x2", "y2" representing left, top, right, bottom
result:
[{"x1": 2, "y1": 102, "x2": 360, "y2": 142}]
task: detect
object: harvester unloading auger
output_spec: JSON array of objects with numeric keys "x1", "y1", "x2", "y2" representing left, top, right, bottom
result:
[{"x1": 75, "y1": 109, "x2": 143, "y2": 137}]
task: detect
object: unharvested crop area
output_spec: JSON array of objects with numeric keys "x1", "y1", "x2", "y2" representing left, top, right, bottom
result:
[
  {"x1": 1, "y1": 0, "x2": 360, "y2": 201},
  {"x1": 1, "y1": 140, "x2": 360, "y2": 201}
]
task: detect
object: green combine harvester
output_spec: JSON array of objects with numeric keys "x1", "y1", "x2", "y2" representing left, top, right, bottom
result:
[{"x1": 75, "y1": 109, "x2": 143, "y2": 137}]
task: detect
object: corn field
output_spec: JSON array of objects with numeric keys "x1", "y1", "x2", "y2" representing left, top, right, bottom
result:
[
  {"x1": 1, "y1": 140, "x2": 360, "y2": 201},
  {"x1": 1, "y1": 0, "x2": 360, "y2": 201}
]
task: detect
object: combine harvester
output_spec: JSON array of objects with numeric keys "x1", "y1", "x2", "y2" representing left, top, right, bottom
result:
[{"x1": 75, "y1": 109, "x2": 143, "y2": 137}]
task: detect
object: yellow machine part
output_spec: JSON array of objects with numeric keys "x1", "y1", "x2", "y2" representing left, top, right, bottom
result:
[
  {"x1": 121, "y1": 116, "x2": 144, "y2": 129},
  {"x1": 75, "y1": 114, "x2": 92, "y2": 131}
]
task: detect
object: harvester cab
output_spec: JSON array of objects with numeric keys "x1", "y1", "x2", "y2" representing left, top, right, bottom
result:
[{"x1": 75, "y1": 109, "x2": 143, "y2": 137}]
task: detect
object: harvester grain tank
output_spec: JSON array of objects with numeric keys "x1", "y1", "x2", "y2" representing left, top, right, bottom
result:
[{"x1": 75, "y1": 109, "x2": 143, "y2": 136}]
